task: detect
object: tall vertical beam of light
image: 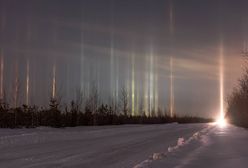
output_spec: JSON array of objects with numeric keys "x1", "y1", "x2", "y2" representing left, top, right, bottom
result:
[
  {"x1": 126, "y1": 54, "x2": 130, "y2": 112},
  {"x1": 136, "y1": 86, "x2": 139, "y2": 115},
  {"x1": 52, "y1": 63, "x2": 56, "y2": 99},
  {"x1": 0, "y1": 51, "x2": 4, "y2": 100},
  {"x1": 219, "y1": 40, "x2": 224, "y2": 120},
  {"x1": 0, "y1": 6, "x2": 5, "y2": 101},
  {"x1": 51, "y1": 16, "x2": 57, "y2": 100},
  {"x1": 154, "y1": 56, "x2": 159, "y2": 116},
  {"x1": 80, "y1": 22, "x2": 85, "y2": 93},
  {"x1": 110, "y1": 34, "x2": 116, "y2": 104},
  {"x1": 136, "y1": 70, "x2": 139, "y2": 115},
  {"x1": 110, "y1": 41, "x2": 114, "y2": 90},
  {"x1": 144, "y1": 55, "x2": 149, "y2": 116},
  {"x1": 110, "y1": 1, "x2": 117, "y2": 106},
  {"x1": 169, "y1": 0, "x2": 175, "y2": 117},
  {"x1": 115, "y1": 56, "x2": 119, "y2": 104},
  {"x1": 26, "y1": 59, "x2": 30, "y2": 105},
  {"x1": 14, "y1": 61, "x2": 19, "y2": 108},
  {"x1": 149, "y1": 47, "x2": 154, "y2": 115},
  {"x1": 26, "y1": 19, "x2": 31, "y2": 106},
  {"x1": 131, "y1": 52, "x2": 135, "y2": 116},
  {"x1": 96, "y1": 60, "x2": 100, "y2": 96},
  {"x1": 169, "y1": 57, "x2": 174, "y2": 117}
]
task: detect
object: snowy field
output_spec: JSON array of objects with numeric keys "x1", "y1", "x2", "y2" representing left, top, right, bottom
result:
[{"x1": 0, "y1": 123, "x2": 247, "y2": 168}]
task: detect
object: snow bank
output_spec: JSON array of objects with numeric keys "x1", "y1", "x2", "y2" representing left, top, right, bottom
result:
[{"x1": 133, "y1": 124, "x2": 214, "y2": 168}]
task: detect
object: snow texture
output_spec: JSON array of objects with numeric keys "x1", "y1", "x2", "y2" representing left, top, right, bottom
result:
[
  {"x1": 133, "y1": 124, "x2": 213, "y2": 168},
  {"x1": 149, "y1": 123, "x2": 248, "y2": 168},
  {"x1": 0, "y1": 124, "x2": 205, "y2": 168},
  {"x1": 1, "y1": 123, "x2": 247, "y2": 168}
]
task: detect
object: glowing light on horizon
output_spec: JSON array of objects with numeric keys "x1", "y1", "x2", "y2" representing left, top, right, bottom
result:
[
  {"x1": 26, "y1": 59, "x2": 30, "y2": 105},
  {"x1": 170, "y1": 57, "x2": 174, "y2": 117},
  {"x1": 216, "y1": 117, "x2": 227, "y2": 128}
]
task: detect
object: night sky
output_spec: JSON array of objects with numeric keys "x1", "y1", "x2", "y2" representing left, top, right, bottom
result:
[{"x1": 0, "y1": 0, "x2": 247, "y2": 117}]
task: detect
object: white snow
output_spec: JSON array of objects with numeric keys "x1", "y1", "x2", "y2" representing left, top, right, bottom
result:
[
  {"x1": 0, "y1": 124, "x2": 205, "y2": 168},
  {"x1": 0, "y1": 123, "x2": 247, "y2": 168},
  {"x1": 149, "y1": 123, "x2": 248, "y2": 168}
]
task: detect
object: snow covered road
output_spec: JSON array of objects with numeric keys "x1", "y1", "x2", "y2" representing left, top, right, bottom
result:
[
  {"x1": 150, "y1": 123, "x2": 248, "y2": 168},
  {"x1": 0, "y1": 123, "x2": 246, "y2": 168},
  {"x1": 0, "y1": 124, "x2": 206, "y2": 168}
]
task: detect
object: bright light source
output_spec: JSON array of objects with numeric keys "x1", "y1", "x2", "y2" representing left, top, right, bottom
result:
[
  {"x1": 216, "y1": 40, "x2": 226, "y2": 128},
  {"x1": 216, "y1": 117, "x2": 227, "y2": 128}
]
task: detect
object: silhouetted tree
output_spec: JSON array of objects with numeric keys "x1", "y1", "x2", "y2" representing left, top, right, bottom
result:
[
  {"x1": 227, "y1": 52, "x2": 248, "y2": 127},
  {"x1": 120, "y1": 86, "x2": 129, "y2": 116},
  {"x1": 48, "y1": 97, "x2": 61, "y2": 127}
]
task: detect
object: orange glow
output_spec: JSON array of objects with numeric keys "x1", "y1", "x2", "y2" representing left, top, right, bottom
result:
[
  {"x1": 219, "y1": 40, "x2": 225, "y2": 123},
  {"x1": 216, "y1": 117, "x2": 227, "y2": 128}
]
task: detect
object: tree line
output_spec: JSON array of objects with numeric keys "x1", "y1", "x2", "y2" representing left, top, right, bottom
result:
[
  {"x1": 227, "y1": 52, "x2": 248, "y2": 127},
  {"x1": 0, "y1": 86, "x2": 212, "y2": 128}
]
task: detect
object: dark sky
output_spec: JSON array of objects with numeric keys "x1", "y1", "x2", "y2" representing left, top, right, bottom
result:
[{"x1": 0, "y1": 0, "x2": 247, "y2": 117}]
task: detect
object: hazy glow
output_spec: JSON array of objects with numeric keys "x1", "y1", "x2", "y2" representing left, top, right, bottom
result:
[
  {"x1": 80, "y1": 28, "x2": 85, "y2": 92},
  {"x1": 170, "y1": 57, "x2": 174, "y2": 117},
  {"x1": 154, "y1": 64, "x2": 159, "y2": 115},
  {"x1": 14, "y1": 61, "x2": 19, "y2": 107},
  {"x1": 0, "y1": 1, "x2": 243, "y2": 117},
  {"x1": 149, "y1": 48, "x2": 154, "y2": 114},
  {"x1": 110, "y1": 33, "x2": 116, "y2": 103},
  {"x1": 26, "y1": 59, "x2": 30, "y2": 105},
  {"x1": 216, "y1": 117, "x2": 227, "y2": 128},
  {"x1": 115, "y1": 59, "x2": 119, "y2": 106},
  {"x1": 0, "y1": 8, "x2": 4, "y2": 101},
  {"x1": 52, "y1": 63, "x2": 56, "y2": 99},
  {"x1": 0, "y1": 51, "x2": 4, "y2": 100},
  {"x1": 219, "y1": 41, "x2": 225, "y2": 121},
  {"x1": 169, "y1": 0, "x2": 175, "y2": 117},
  {"x1": 136, "y1": 81, "x2": 139, "y2": 115},
  {"x1": 214, "y1": 40, "x2": 227, "y2": 128},
  {"x1": 144, "y1": 67, "x2": 149, "y2": 116},
  {"x1": 132, "y1": 53, "x2": 135, "y2": 115}
]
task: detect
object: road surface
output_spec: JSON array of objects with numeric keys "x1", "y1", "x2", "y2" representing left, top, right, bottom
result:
[{"x1": 0, "y1": 124, "x2": 207, "y2": 168}]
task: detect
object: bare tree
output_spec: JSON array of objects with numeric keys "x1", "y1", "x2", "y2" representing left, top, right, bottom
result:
[
  {"x1": 75, "y1": 88, "x2": 84, "y2": 111},
  {"x1": 85, "y1": 82, "x2": 100, "y2": 114},
  {"x1": 120, "y1": 86, "x2": 129, "y2": 116}
]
